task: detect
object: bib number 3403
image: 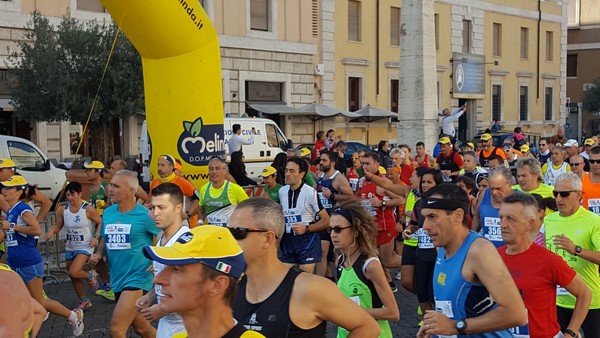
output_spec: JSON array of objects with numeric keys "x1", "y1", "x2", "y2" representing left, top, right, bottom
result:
[{"x1": 104, "y1": 224, "x2": 132, "y2": 250}]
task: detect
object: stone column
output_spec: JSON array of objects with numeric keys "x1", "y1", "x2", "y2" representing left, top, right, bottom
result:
[{"x1": 397, "y1": 0, "x2": 438, "y2": 152}]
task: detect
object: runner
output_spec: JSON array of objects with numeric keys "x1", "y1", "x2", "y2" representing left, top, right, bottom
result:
[
  {"x1": 570, "y1": 154, "x2": 587, "y2": 179},
  {"x1": 198, "y1": 156, "x2": 248, "y2": 227},
  {"x1": 435, "y1": 136, "x2": 463, "y2": 181},
  {"x1": 279, "y1": 156, "x2": 330, "y2": 273},
  {"x1": 108, "y1": 159, "x2": 151, "y2": 203},
  {"x1": 43, "y1": 182, "x2": 102, "y2": 309},
  {"x1": 347, "y1": 152, "x2": 363, "y2": 193},
  {"x1": 0, "y1": 158, "x2": 51, "y2": 223},
  {"x1": 135, "y1": 183, "x2": 189, "y2": 337},
  {"x1": 417, "y1": 183, "x2": 527, "y2": 337},
  {"x1": 514, "y1": 157, "x2": 554, "y2": 198},
  {"x1": 0, "y1": 176, "x2": 84, "y2": 336},
  {"x1": 499, "y1": 192, "x2": 591, "y2": 338},
  {"x1": 460, "y1": 151, "x2": 485, "y2": 184},
  {"x1": 414, "y1": 142, "x2": 435, "y2": 168},
  {"x1": 542, "y1": 146, "x2": 571, "y2": 186},
  {"x1": 472, "y1": 167, "x2": 515, "y2": 247},
  {"x1": 477, "y1": 133, "x2": 507, "y2": 168},
  {"x1": 315, "y1": 150, "x2": 354, "y2": 277},
  {"x1": 260, "y1": 166, "x2": 282, "y2": 203},
  {"x1": 391, "y1": 146, "x2": 414, "y2": 185},
  {"x1": 89, "y1": 170, "x2": 159, "y2": 338},
  {"x1": 582, "y1": 146, "x2": 600, "y2": 215},
  {"x1": 537, "y1": 138, "x2": 552, "y2": 164},
  {"x1": 229, "y1": 198, "x2": 380, "y2": 337},
  {"x1": 331, "y1": 201, "x2": 399, "y2": 337},
  {"x1": 144, "y1": 225, "x2": 264, "y2": 338},
  {"x1": 545, "y1": 173, "x2": 600, "y2": 336},
  {"x1": 149, "y1": 154, "x2": 201, "y2": 227}
]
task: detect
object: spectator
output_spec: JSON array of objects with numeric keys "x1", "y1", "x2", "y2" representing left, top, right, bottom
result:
[
  {"x1": 228, "y1": 152, "x2": 256, "y2": 186},
  {"x1": 550, "y1": 126, "x2": 568, "y2": 146},
  {"x1": 324, "y1": 129, "x2": 339, "y2": 150},
  {"x1": 335, "y1": 140, "x2": 348, "y2": 174},
  {"x1": 228, "y1": 124, "x2": 256, "y2": 154},
  {"x1": 377, "y1": 140, "x2": 391, "y2": 169},
  {"x1": 312, "y1": 131, "x2": 327, "y2": 161},
  {"x1": 440, "y1": 104, "x2": 467, "y2": 141},
  {"x1": 490, "y1": 120, "x2": 502, "y2": 133},
  {"x1": 513, "y1": 127, "x2": 526, "y2": 148}
]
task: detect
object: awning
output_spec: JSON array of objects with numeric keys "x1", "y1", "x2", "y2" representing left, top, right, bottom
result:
[
  {"x1": 299, "y1": 103, "x2": 360, "y2": 118},
  {"x1": 0, "y1": 98, "x2": 14, "y2": 110},
  {"x1": 247, "y1": 103, "x2": 306, "y2": 116}
]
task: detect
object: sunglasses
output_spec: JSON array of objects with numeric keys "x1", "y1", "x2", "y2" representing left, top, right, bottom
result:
[
  {"x1": 538, "y1": 144, "x2": 547, "y2": 146},
  {"x1": 228, "y1": 227, "x2": 269, "y2": 240},
  {"x1": 589, "y1": 160, "x2": 600, "y2": 164},
  {"x1": 552, "y1": 190, "x2": 578, "y2": 198},
  {"x1": 571, "y1": 162, "x2": 584, "y2": 166},
  {"x1": 327, "y1": 225, "x2": 352, "y2": 234}
]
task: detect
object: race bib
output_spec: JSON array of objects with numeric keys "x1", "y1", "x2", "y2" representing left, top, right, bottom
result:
[
  {"x1": 207, "y1": 214, "x2": 228, "y2": 227},
  {"x1": 589, "y1": 199, "x2": 600, "y2": 215},
  {"x1": 349, "y1": 178, "x2": 358, "y2": 191},
  {"x1": 509, "y1": 324, "x2": 530, "y2": 338},
  {"x1": 5, "y1": 228, "x2": 17, "y2": 247},
  {"x1": 66, "y1": 228, "x2": 85, "y2": 243},
  {"x1": 318, "y1": 192, "x2": 333, "y2": 210},
  {"x1": 483, "y1": 217, "x2": 502, "y2": 242},
  {"x1": 434, "y1": 300, "x2": 457, "y2": 338},
  {"x1": 283, "y1": 209, "x2": 302, "y2": 233},
  {"x1": 360, "y1": 199, "x2": 377, "y2": 216},
  {"x1": 104, "y1": 223, "x2": 132, "y2": 250},
  {"x1": 416, "y1": 228, "x2": 434, "y2": 249}
]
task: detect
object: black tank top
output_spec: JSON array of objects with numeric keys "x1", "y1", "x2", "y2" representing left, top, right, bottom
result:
[
  {"x1": 479, "y1": 147, "x2": 499, "y2": 167},
  {"x1": 234, "y1": 267, "x2": 327, "y2": 338}
]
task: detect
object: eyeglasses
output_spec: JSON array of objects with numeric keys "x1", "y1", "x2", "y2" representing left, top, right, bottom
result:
[
  {"x1": 327, "y1": 226, "x2": 353, "y2": 234},
  {"x1": 552, "y1": 190, "x2": 579, "y2": 198},
  {"x1": 539, "y1": 144, "x2": 547, "y2": 147},
  {"x1": 571, "y1": 162, "x2": 584, "y2": 166},
  {"x1": 228, "y1": 227, "x2": 269, "y2": 240},
  {"x1": 589, "y1": 160, "x2": 600, "y2": 164}
]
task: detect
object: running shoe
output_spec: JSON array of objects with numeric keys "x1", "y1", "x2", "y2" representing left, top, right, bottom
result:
[
  {"x1": 68, "y1": 308, "x2": 84, "y2": 337},
  {"x1": 388, "y1": 281, "x2": 398, "y2": 293},
  {"x1": 77, "y1": 299, "x2": 92, "y2": 310},
  {"x1": 87, "y1": 272, "x2": 99, "y2": 293},
  {"x1": 95, "y1": 284, "x2": 115, "y2": 301}
]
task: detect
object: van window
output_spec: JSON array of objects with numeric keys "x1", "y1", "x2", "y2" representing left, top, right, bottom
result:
[
  {"x1": 265, "y1": 124, "x2": 278, "y2": 148},
  {"x1": 7, "y1": 141, "x2": 46, "y2": 171},
  {"x1": 276, "y1": 127, "x2": 287, "y2": 150}
]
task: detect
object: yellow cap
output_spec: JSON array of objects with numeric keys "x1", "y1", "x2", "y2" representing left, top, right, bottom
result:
[
  {"x1": 84, "y1": 160, "x2": 105, "y2": 170},
  {"x1": 1, "y1": 175, "x2": 28, "y2": 189},
  {"x1": 438, "y1": 136, "x2": 451, "y2": 145},
  {"x1": 260, "y1": 166, "x2": 277, "y2": 177},
  {"x1": 378, "y1": 166, "x2": 387, "y2": 175},
  {"x1": 480, "y1": 133, "x2": 492, "y2": 141},
  {"x1": 520, "y1": 144, "x2": 530, "y2": 153},
  {"x1": 585, "y1": 138, "x2": 594, "y2": 146},
  {"x1": 143, "y1": 225, "x2": 246, "y2": 279},
  {"x1": 0, "y1": 159, "x2": 16, "y2": 169},
  {"x1": 299, "y1": 148, "x2": 311, "y2": 157}
]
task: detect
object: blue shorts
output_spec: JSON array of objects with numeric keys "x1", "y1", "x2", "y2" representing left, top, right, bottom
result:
[
  {"x1": 65, "y1": 250, "x2": 91, "y2": 262},
  {"x1": 14, "y1": 261, "x2": 45, "y2": 283},
  {"x1": 280, "y1": 232, "x2": 321, "y2": 265}
]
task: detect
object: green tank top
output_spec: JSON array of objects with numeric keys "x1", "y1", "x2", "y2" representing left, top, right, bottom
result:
[
  {"x1": 202, "y1": 181, "x2": 233, "y2": 215},
  {"x1": 264, "y1": 184, "x2": 282, "y2": 203},
  {"x1": 403, "y1": 190, "x2": 418, "y2": 247},
  {"x1": 336, "y1": 255, "x2": 392, "y2": 338},
  {"x1": 90, "y1": 181, "x2": 109, "y2": 215}
]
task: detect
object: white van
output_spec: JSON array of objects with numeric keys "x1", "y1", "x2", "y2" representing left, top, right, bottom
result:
[
  {"x1": 140, "y1": 117, "x2": 292, "y2": 183},
  {"x1": 0, "y1": 135, "x2": 67, "y2": 200}
]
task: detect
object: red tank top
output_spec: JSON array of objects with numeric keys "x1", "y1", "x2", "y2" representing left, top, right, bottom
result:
[
  {"x1": 417, "y1": 154, "x2": 430, "y2": 168},
  {"x1": 347, "y1": 167, "x2": 359, "y2": 191},
  {"x1": 358, "y1": 177, "x2": 396, "y2": 231}
]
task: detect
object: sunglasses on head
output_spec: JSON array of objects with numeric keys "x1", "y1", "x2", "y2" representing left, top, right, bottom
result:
[
  {"x1": 327, "y1": 225, "x2": 352, "y2": 234},
  {"x1": 589, "y1": 160, "x2": 600, "y2": 164},
  {"x1": 552, "y1": 190, "x2": 578, "y2": 198},
  {"x1": 228, "y1": 227, "x2": 269, "y2": 240}
]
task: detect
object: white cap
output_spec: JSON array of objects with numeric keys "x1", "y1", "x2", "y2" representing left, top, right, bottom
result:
[{"x1": 564, "y1": 139, "x2": 578, "y2": 147}]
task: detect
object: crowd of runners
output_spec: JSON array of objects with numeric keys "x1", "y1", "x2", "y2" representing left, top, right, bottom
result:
[{"x1": 1, "y1": 122, "x2": 600, "y2": 338}]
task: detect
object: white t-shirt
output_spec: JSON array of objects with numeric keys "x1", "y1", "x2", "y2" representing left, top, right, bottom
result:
[{"x1": 279, "y1": 184, "x2": 323, "y2": 234}]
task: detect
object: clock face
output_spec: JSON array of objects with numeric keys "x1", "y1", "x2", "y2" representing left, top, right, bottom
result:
[{"x1": 457, "y1": 321, "x2": 466, "y2": 329}]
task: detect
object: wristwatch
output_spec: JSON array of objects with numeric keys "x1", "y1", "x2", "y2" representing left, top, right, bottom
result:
[
  {"x1": 455, "y1": 319, "x2": 467, "y2": 335},
  {"x1": 94, "y1": 234, "x2": 102, "y2": 240},
  {"x1": 305, "y1": 225, "x2": 310, "y2": 233},
  {"x1": 8, "y1": 223, "x2": 15, "y2": 231},
  {"x1": 382, "y1": 200, "x2": 387, "y2": 207},
  {"x1": 563, "y1": 328, "x2": 577, "y2": 337},
  {"x1": 575, "y1": 245, "x2": 582, "y2": 256}
]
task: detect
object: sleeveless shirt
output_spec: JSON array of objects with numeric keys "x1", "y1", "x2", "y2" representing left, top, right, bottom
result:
[
  {"x1": 478, "y1": 189, "x2": 504, "y2": 248},
  {"x1": 317, "y1": 171, "x2": 340, "y2": 212},
  {"x1": 63, "y1": 202, "x2": 94, "y2": 253}
]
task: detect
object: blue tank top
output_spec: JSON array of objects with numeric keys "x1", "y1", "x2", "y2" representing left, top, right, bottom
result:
[
  {"x1": 433, "y1": 231, "x2": 512, "y2": 338},
  {"x1": 478, "y1": 189, "x2": 504, "y2": 248},
  {"x1": 317, "y1": 171, "x2": 340, "y2": 212},
  {"x1": 6, "y1": 201, "x2": 43, "y2": 268}
]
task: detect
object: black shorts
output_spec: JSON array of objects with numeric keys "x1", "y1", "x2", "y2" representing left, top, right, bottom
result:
[
  {"x1": 401, "y1": 244, "x2": 417, "y2": 266},
  {"x1": 414, "y1": 255, "x2": 435, "y2": 304},
  {"x1": 318, "y1": 229, "x2": 331, "y2": 242},
  {"x1": 114, "y1": 287, "x2": 149, "y2": 303}
]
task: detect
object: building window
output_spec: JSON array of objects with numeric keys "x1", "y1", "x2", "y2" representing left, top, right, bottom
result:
[
  {"x1": 250, "y1": 0, "x2": 269, "y2": 31},
  {"x1": 348, "y1": 0, "x2": 361, "y2": 42},
  {"x1": 435, "y1": 14, "x2": 440, "y2": 51},
  {"x1": 246, "y1": 81, "x2": 282, "y2": 102},
  {"x1": 519, "y1": 86, "x2": 529, "y2": 121},
  {"x1": 462, "y1": 20, "x2": 471, "y2": 54},
  {"x1": 493, "y1": 23, "x2": 502, "y2": 57},
  {"x1": 348, "y1": 77, "x2": 361, "y2": 112},
  {"x1": 546, "y1": 31, "x2": 553, "y2": 61},
  {"x1": 492, "y1": 84, "x2": 502, "y2": 121},
  {"x1": 390, "y1": 79, "x2": 399, "y2": 113},
  {"x1": 567, "y1": 54, "x2": 578, "y2": 77},
  {"x1": 520, "y1": 27, "x2": 529, "y2": 59},
  {"x1": 544, "y1": 87, "x2": 553, "y2": 121},
  {"x1": 76, "y1": 0, "x2": 105, "y2": 12},
  {"x1": 390, "y1": 7, "x2": 401, "y2": 46},
  {"x1": 311, "y1": 0, "x2": 319, "y2": 38}
]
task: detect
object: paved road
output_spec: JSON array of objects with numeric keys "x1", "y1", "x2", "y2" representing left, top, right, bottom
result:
[{"x1": 39, "y1": 273, "x2": 420, "y2": 337}]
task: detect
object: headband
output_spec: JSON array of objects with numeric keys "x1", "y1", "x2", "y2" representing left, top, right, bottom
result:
[
  {"x1": 160, "y1": 154, "x2": 175, "y2": 166},
  {"x1": 420, "y1": 197, "x2": 469, "y2": 212},
  {"x1": 332, "y1": 207, "x2": 353, "y2": 225}
]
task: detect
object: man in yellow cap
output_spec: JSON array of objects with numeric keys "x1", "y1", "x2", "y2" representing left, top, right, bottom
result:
[
  {"x1": 84, "y1": 161, "x2": 109, "y2": 215},
  {"x1": 150, "y1": 154, "x2": 201, "y2": 227},
  {"x1": 260, "y1": 166, "x2": 281, "y2": 203},
  {"x1": 143, "y1": 225, "x2": 264, "y2": 338},
  {"x1": 580, "y1": 138, "x2": 595, "y2": 160},
  {"x1": 436, "y1": 136, "x2": 464, "y2": 181},
  {"x1": 477, "y1": 133, "x2": 507, "y2": 168},
  {"x1": 520, "y1": 144, "x2": 535, "y2": 158}
]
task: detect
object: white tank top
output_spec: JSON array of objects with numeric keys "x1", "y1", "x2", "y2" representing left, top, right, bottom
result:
[
  {"x1": 544, "y1": 162, "x2": 569, "y2": 186},
  {"x1": 63, "y1": 202, "x2": 94, "y2": 253}
]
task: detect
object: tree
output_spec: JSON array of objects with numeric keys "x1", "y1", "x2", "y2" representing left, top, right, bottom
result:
[
  {"x1": 7, "y1": 12, "x2": 144, "y2": 163},
  {"x1": 582, "y1": 79, "x2": 600, "y2": 114}
]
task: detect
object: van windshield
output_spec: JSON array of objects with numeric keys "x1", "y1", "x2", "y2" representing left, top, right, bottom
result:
[{"x1": 7, "y1": 141, "x2": 46, "y2": 171}]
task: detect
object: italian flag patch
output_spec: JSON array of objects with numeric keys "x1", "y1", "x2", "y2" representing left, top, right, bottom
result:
[{"x1": 216, "y1": 261, "x2": 231, "y2": 274}]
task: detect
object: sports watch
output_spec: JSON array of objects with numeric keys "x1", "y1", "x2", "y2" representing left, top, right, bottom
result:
[
  {"x1": 575, "y1": 245, "x2": 582, "y2": 256},
  {"x1": 563, "y1": 328, "x2": 577, "y2": 337},
  {"x1": 455, "y1": 319, "x2": 467, "y2": 335}
]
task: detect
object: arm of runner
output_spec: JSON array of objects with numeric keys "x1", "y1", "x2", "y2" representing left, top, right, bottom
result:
[
  {"x1": 136, "y1": 186, "x2": 151, "y2": 204},
  {"x1": 135, "y1": 288, "x2": 157, "y2": 311},
  {"x1": 364, "y1": 171, "x2": 410, "y2": 197},
  {"x1": 554, "y1": 233, "x2": 600, "y2": 264},
  {"x1": 294, "y1": 274, "x2": 380, "y2": 337},
  {"x1": 43, "y1": 205, "x2": 65, "y2": 241},
  {"x1": 330, "y1": 175, "x2": 354, "y2": 201},
  {"x1": 363, "y1": 258, "x2": 399, "y2": 321},
  {"x1": 13, "y1": 211, "x2": 41, "y2": 236},
  {"x1": 90, "y1": 236, "x2": 105, "y2": 265},
  {"x1": 197, "y1": 205, "x2": 205, "y2": 225},
  {"x1": 563, "y1": 274, "x2": 592, "y2": 335},
  {"x1": 86, "y1": 205, "x2": 103, "y2": 247},
  {"x1": 32, "y1": 190, "x2": 52, "y2": 223},
  {"x1": 0, "y1": 195, "x2": 8, "y2": 214}
]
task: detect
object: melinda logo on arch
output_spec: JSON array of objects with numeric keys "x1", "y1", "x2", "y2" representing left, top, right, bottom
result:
[{"x1": 177, "y1": 117, "x2": 225, "y2": 166}]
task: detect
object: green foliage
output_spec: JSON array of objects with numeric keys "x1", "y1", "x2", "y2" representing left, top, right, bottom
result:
[
  {"x1": 7, "y1": 12, "x2": 144, "y2": 123},
  {"x1": 582, "y1": 79, "x2": 600, "y2": 114}
]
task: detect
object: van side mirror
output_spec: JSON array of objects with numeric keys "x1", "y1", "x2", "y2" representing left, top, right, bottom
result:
[
  {"x1": 43, "y1": 159, "x2": 51, "y2": 170},
  {"x1": 287, "y1": 139, "x2": 293, "y2": 150}
]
